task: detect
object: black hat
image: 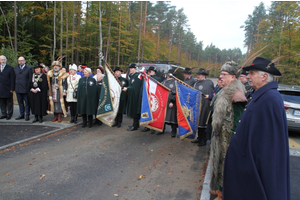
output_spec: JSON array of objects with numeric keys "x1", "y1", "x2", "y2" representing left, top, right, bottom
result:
[
  {"x1": 240, "y1": 69, "x2": 248, "y2": 76},
  {"x1": 81, "y1": 63, "x2": 88, "y2": 68},
  {"x1": 196, "y1": 68, "x2": 208, "y2": 75},
  {"x1": 165, "y1": 69, "x2": 174, "y2": 75},
  {"x1": 114, "y1": 67, "x2": 123, "y2": 72},
  {"x1": 147, "y1": 66, "x2": 156, "y2": 72},
  {"x1": 183, "y1": 67, "x2": 192, "y2": 74},
  {"x1": 129, "y1": 63, "x2": 136, "y2": 68},
  {"x1": 34, "y1": 64, "x2": 44, "y2": 69},
  {"x1": 243, "y1": 57, "x2": 281, "y2": 76}
]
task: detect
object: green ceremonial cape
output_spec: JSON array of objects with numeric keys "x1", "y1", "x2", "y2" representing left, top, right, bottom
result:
[{"x1": 126, "y1": 72, "x2": 142, "y2": 118}]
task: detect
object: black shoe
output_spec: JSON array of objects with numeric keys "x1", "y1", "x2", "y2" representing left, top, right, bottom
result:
[
  {"x1": 150, "y1": 130, "x2": 155, "y2": 134},
  {"x1": 6, "y1": 116, "x2": 11, "y2": 120},
  {"x1": 156, "y1": 131, "x2": 164, "y2": 135},
  {"x1": 70, "y1": 116, "x2": 74, "y2": 123},
  {"x1": 39, "y1": 118, "x2": 43, "y2": 123},
  {"x1": 112, "y1": 121, "x2": 118, "y2": 127},
  {"x1": 191, "y1": 138, "x2": 199, "y2": 143},
  {"x1": 141, "y1": 127, "x2": 150, "y2": 132},
  {"x1": 32, "y1": 117, "x2": 38, "y2": 123},
  {"x1": 127, "y1": 126, "x2": 138, "y2": 131},
  {"x1": 117, "y1": 123, "x2": 121, "y2": 128},
  {"x1": 97, "y1": 120, "x2": 103, "y2": 126},
  {"x1": 82, "y1": 123, "x2": 87, "y2": 128},
  {"x1": 25, "y1": 115, "x2": 30, "y2": 121},
  {"x1": 197, "y1": 141, "x2": 206, "y2": 146},
  {"x1": 0, "y1": 115, "x2": 7, "y2": 119},
  {"x1": 171, "y1": 133, "x2": 176, "y2": 137},
  {"x1": 15, "y1": 115, "x2": 24, "y2": 120}
]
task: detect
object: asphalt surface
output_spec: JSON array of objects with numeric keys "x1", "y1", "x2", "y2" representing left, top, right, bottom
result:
[{"x1": 0, "y1": 115, "x2": 208, "y2": 200}]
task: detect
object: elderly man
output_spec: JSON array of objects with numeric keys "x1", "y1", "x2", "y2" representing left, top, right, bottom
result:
[
  {"x1": 223, "y1": 57, "x2": 290, "y2": 199},
  {"x1": 192, "y1": 68, "x2": 214, "y2": 146},
  {"x1": 47, "y1": 61, "x2": 69, "y2": 122},
  {"x1": 209, "y1": 61, "x2": 247, "y2": 199},
  {"x1": 183, "y1": 67, "x2": 195, "y2": 86},
  {"x1": 239, "y1": 69, "x2": 253, "y2": 98},
  {"x1": 0, "y1": 55, "x2": 15, "y2": 120},
  {"x1": 123, "y1": 64, "x2": 142, "y2": 131},
  {"x1": 14, "y1": 56, "x2": 32, "y2": 121}
]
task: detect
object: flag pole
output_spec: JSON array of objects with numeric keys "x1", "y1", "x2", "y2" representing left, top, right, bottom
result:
[
  {"x1": 147, "y1": 75, "x2": 170, "y2": 91},
  {"x1": 168, "y1": 73, "x2": 194, "y2": 89},
  {"x1": 99, "y1": 52, "x2": 123, "y2": 88}
]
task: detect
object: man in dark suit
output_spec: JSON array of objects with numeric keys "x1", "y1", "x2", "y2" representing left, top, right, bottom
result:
[
  {"x1": 0, "y1": 55, "x2": 16, "y2": 120},
  {"x1": 14, "y1": 56, "x2": 32, "y2": 121}
]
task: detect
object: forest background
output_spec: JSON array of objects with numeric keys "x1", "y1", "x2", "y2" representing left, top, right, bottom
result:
[{"x1": 0, "y1": 1, "x2": 299, "y2": 85}]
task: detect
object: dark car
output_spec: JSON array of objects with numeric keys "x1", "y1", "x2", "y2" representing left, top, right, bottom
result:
[
  {"x1": 128, "y1": 61, "x2": 185, "y2": 81},
  {"x1": 278, "y1": 85, "x2": 300, "y2": 132}
]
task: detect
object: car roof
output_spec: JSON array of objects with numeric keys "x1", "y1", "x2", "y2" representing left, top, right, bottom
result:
[{"x1": 278, "y1": 84, "x2": 300, "y2": 91}]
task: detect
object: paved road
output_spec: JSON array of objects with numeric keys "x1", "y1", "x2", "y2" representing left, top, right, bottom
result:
[{"x1": 0, "y1": 116, "x2": 208, "y2": 200}]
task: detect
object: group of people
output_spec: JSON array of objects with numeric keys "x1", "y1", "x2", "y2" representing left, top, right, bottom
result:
[{"x1": 0, "y1": 54, "x2": 290, "y2": 199}]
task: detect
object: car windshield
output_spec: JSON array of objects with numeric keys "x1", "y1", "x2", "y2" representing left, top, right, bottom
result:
[{"x1": 280, "y1": 91, "x2": 300, "y2": 104}]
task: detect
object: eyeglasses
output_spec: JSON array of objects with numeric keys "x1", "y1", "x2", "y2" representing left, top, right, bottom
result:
[{"x1": 219, "y1": 73, "x2": 231, "y2": 77}]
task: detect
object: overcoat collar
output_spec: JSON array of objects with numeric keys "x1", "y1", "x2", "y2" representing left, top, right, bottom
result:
[{"x1": 250, "y1": 81, "x2": 278, "y2": 103}]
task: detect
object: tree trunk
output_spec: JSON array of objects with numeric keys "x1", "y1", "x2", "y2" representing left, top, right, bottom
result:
[
  {"x1": 99, "y1": 1, "x2": 103, "y2": 66},
  {"x1": 14, "y1": 1, "x2": 17, "y2": 53},
  {"x1": 76, "y1": 2, "x2": 81, "y2": 65},
  {"x1": 65, "y1": 3, "x2": 68, "y2": 65},
  {"x1": 138, "y1": 1, "x2": 142, "y2": 61},
  {"x1": 168, "y1": 29, "x2": 173, "y2": 61},
  {"x1": 177, "y1": 28, "x2": 181, "y2": 64},
  {"x1": 53, "y1": 1, "x2": 56, "y2": 61},
  {"x1": 141, "y1": 1, "x2": 147, "y2": 61},
  {"x1": 71, "y1": 2, "x2": 75, "y2": 63},
  {"x1": 83, "y1": 1, "x2": 89, "y2": 63},
  {"x1": 60, "y1": 1, "x2": 63, "y2": 57},
  {"x1": 156, "y1": 25, "x2": 160, "y2": 60},
  {"x1": 117, "y1": 4, "x2": 122, "y2": 67},
  {"x1": 105, "y1": 5, "x2": 112, "y2": 62}
]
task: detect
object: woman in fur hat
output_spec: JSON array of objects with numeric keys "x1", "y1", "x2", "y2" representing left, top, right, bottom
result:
[
  {"x1": 47, "y1": 61, "x2": 69, "y2": 122},
  {"x1": 66, "y1": 64, "x2": 81, "y2": 124},
  {"x1": 28, "y1": 64, "x2": 48, "y2": 123},
  {"x1": 209, "y1": 61, "x2": 247, "y2": 200}
]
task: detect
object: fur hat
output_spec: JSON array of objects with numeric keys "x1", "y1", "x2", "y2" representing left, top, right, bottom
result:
[
  {"x1": 69, "y1": 64, "x2": 78, "y2": 71},
  {"x1": 51, "y1": 61, "x2": 62, "y2": 68},
  {"x1": 220, "y1": 61, "x2": 239, "y2": 76},
  {"x1": 84, "y1": 67, "x2": 92, "y2": 75}
]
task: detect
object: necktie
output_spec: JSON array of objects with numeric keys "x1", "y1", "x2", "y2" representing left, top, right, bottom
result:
[{"x1": 0, "y1": 65, "x2": 3, "y2": 72}]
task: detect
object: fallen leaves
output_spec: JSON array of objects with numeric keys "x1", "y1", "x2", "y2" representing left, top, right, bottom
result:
[
  {"x1": 6, "y1": 173, "x2": 9, "y2": 176},
  {"x1": 114, "y1": 194, "x2": 119, "y2": 197},
  {"x1": 9, "y1": 179, "x2": 15, "y2": 183},
  {"x1": 40, "y1": 174, "x2": 46, "y2": 180}
]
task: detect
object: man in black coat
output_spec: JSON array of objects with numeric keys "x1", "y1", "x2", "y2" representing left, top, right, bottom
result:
[
  {"x1": 0, "y1": 55, "x2": 15, "y2": 120},
  {"x1": 14, "y1": 56, "x2": 32, "y2": 121},
  {"x1": 191, "y1": 68, "x2": 214, "y2": 146},
  {"x1": 112, "y1": 67, "x2": 128, "y2": 128},
  {"x1": 183, "y1": 67, "x2": 195, "y2": 86}
]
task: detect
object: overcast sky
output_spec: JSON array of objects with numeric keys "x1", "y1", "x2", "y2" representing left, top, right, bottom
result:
[{"x1": 169, "y1": 0, "x2": 272, "y2": 53}]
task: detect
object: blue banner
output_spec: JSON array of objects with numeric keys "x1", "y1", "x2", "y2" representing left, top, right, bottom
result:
[{"x1": 176, "y1": 81, "x2": 201, "y2": 140}]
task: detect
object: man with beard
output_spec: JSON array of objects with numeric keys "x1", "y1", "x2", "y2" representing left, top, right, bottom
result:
[
  {"x1": 209, "y1": 61, "x2": 247, "y2": 199},
  {"x1": 191, "y1": 68, "x2": 214, "y2": 146},
  {"x1": 47, "y1": 61, "x2": 69, "y2": 123},
  {"x1": 112, "y1": 67, "x2": 128, "y2": 128},
  {"x1": 0, "y1": 55, "x2": 15, "y2": 120},
  {"x1": 123, "y1": 64, "x2": 142, "y2": 131},
  {"x1": 14, "y1": 56, "x2": 32, "y2": 121}
]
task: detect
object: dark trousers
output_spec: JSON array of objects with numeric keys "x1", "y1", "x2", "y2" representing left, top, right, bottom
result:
[
  {"x1": 16, "y1": 93, "x2": 30, "y2": 116},
  {"x1": 68, "y1": 102, "x2": 77, "y2": 117},
  {"x1": 0, "y1": 98, "x2": 14, "y2": 117},
  {"x1": 115, "y1": 113, "x2": 123, "y2": 124},
  {"x1": 133, "y1": 118, "x2": 139, "y2": 128},
  {"x1": 198, "y1": 128, "x2": 207, "y2": 142}
]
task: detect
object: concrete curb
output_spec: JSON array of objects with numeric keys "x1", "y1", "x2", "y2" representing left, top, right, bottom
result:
[
  {"x1": 0, "y1": 121, "x2": 80, "y2": 151},
  {"x1": 200, "y1": 159, "x2": 211, "y2": 200}
]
